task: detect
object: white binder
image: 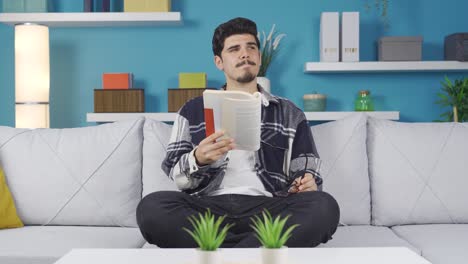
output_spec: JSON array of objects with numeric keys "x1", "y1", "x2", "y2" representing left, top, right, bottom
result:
[
  {"x1": 320, "y1": 12, "x2": 339, "y2": 62},
  {"x1": 341, "y1": 12, "x2": 360, "y2": 62}
]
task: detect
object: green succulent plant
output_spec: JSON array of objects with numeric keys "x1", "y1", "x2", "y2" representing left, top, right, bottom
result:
[
  {"x1": 183, "y1": 209, "x2": 234, "y2": 251},
  {"x1": 250, "y1": 210, "x2": 299, "y2": 249},
  {"x1": 435, "y1": 76, "x2": 468, "y2": 122}
]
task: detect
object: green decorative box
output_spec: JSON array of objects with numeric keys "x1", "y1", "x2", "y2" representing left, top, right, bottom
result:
[
  {"x1": 2, "y1": 0, "x2": 49, "y2": 13},
  {"x1": 178, "y1": 72, "x2": 207, "y2": 89}
]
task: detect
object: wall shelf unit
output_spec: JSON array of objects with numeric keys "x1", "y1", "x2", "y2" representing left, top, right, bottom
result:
[
  {"x1": 86, "y1": 111, "x2": 399, "y2": 123},
  {"x1": 304, "y1": 61, "x2": 468, "y2": 73},
  {"x1": 0, "y1": 12, "x2": 182, "y2": 27}
]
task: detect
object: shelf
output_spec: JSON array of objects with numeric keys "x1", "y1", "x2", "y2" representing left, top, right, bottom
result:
[
  {"x1": 87, "y1": 113, "x2": 176, "y2": 122},
  {"x1": 0, "y1": 12, "x2": 182, "y2": 27},
  {"x1": 304, "y1": 61, "x2": 468, "y2": 73},
  {"x1": 304, "y1": 111, "x2": 399, "y2": 121},
  {"x1": 86, "y1": 111, "x2": 399, "y2": 123}
]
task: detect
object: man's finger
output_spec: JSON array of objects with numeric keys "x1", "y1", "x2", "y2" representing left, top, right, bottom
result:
[
  {"x1": 200, "y1": 130, "x2": 225, "y2": 145},
  {"x1": 298, "y1": 173, "x2": 317, "y2": 192},
  {"x1": 300, "y1": 173, "x2": 314, "y2": 184},
  {"x1": 204, "y1": 138, "x2": 234, "y2": 152}
]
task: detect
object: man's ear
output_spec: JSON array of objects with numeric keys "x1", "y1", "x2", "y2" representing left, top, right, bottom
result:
[{"x1": 214, "y1": 55, "x2": 224, "y2": 71}]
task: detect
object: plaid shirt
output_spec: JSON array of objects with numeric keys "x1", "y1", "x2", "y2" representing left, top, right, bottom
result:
[{"x1": 161, "y1": 86, "x2": 322, "y2": 196}]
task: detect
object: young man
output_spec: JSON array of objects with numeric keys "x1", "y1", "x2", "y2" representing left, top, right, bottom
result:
[{"x1": 137, "y1": 17, "x2": 339, "y2": 248}]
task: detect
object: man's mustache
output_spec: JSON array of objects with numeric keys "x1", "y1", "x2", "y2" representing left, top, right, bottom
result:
[{"x1": 236, "y1": 60, "x2": 256, "y2": 67}]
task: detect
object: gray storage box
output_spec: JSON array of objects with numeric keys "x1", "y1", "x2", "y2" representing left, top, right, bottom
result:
[
  {"x1": 445, "y1": 33, "x2": 468, "y2": 61},
  {"x1": 378, "y1": 36, "x2": 423, "y2": 61}
]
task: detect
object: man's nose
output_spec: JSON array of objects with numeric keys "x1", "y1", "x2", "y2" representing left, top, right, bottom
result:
[{"x1": 240, "y1": 48, "x2": 250, "y2": 59}]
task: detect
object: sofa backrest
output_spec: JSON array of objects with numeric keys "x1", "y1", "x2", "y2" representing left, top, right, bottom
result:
[
  {"x1": 368, "y1": 118, "x2": 468, "y2": 225},
  {"x1": 311, "y1": 113, "x2": 371, "y2": 225},
  {"x1": 0, "y1": 118, "x2": 144, "y2": 227},
  {"x1": 143, "y1": 114, "x2": 372, "y2": 226}
]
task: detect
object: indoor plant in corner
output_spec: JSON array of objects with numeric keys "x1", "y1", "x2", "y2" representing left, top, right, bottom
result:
[
  {"x1": 435, "y1": 76, "x2": 468, "y2": 122},
  {"x1": 251, "y1": 210, "x2": 299, "y2": 264},
  {"x1": 257, "y1": 24, "x2": 286, "y2": 93},
  {"x1": 183, "y1": 209, "x2": 233, "y2": 264}
]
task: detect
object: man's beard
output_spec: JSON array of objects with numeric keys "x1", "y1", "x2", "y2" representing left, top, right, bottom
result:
[
  {"x1": 236, "y1": 72, "x2": 256, "y2": 83},
  {"x1": 235, "y1": 60, "x2": 257, "y2": 83}
]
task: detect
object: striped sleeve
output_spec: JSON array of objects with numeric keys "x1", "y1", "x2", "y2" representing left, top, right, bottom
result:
[
  {"x1": 161, "y1": 111, "x2": 226, "y2": 193},
  {"x1": 288, "y1": 113, "x2": 323, "y2": 190}
]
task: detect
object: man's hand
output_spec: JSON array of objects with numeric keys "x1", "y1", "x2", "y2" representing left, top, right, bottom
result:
[
  {"x1": 194, "y1": 131, "x2": 235, "y2": 166},
  {"x1": 288, "y1": 173, "x2": 317, "y2": 193}
]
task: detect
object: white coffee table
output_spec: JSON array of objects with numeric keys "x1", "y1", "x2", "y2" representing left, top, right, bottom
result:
[{"x1": 54, "y1": 247, "x2": 431, "y2": 264}]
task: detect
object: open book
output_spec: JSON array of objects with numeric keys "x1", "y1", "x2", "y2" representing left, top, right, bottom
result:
[{"x1": 203, "y1": 90, "x2": 262, "y2": 151}]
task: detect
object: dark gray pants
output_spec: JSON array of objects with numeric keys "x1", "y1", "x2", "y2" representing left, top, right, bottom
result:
[{"x1": 136, "y1": 191, "x2": 339, "y2": 248}]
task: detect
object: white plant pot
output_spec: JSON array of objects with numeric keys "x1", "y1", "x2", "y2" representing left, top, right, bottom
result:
[
  {"x1": 261, "y1": 247, "x2": 288, "y2": 264},
  {"x1": 257, "y1": 76, "x2": 271, "y2": 93},
  {"x1": 197, "y1": 249, "x2": 221, "y2": 264}
]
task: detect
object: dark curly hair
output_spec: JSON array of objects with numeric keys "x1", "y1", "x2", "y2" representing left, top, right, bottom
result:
[{"x1": 212, "y1": 17, "x2": 260, "y2": 57}]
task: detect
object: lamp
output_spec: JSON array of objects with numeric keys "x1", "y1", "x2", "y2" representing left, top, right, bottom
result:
[{"x1": 15, "y1": 23, "x2": 50, "y2": 128}]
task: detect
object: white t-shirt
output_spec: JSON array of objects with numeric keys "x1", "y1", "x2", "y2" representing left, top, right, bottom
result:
[{"x1": 207, "y1": 149, "x2": 272, "y2": 197}]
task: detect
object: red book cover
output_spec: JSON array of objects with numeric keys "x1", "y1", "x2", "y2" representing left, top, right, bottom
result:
[{"x1": 204, "y1": 108, "x2": 215, "y2": 137}]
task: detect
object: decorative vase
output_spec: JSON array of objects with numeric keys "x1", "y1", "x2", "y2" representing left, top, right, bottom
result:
[
  {"x1": 257, "y1": 76, "x2": 271, "y2": 93},
  {"x1": 303, "y1": 93, "x2": 327, "y2": 111},
  {"x1": 197, "y1": 249, "x2": 221, "y2": 264},
  {"x1": 261, "y1": 247, "x2": 288, "y2": 264},
  {"x1": 354, "y1": 90, "x2": 374, "y2": 111}
]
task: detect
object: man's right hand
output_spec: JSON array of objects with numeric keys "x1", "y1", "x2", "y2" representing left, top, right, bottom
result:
[{"x1": 194, "y1": 131, "x2": 235, "y2": 166}]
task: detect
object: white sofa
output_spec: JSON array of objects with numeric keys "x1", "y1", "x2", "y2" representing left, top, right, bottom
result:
[{"x1": 0, "y1": 114, "x2": 466, "y2": 264}]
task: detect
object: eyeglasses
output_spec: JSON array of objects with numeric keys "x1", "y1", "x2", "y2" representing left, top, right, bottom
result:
[
  {"x1": 274, "y1": 175, "x2": 304, "y2": 197},
  {"x1": 273, "y1": 156, "x2": 321, "y2": 197}
]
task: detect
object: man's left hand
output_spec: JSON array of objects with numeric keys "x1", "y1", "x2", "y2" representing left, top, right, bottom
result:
[{"x1": 289, "y1": 173, "x2": 317, "y2": 193}]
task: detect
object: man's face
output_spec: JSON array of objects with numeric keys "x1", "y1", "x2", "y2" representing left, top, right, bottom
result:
[{"x1": 214, "y1": 34, "x2": 261, "y2": 84}]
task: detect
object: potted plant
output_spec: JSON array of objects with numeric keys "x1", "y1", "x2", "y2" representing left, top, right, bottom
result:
[
  {"x1": 257, "y1": 24, "x2": 286, "y2": 93},
  {"x1": 435, "y1": 76, "x2": 468, "y2": 122},
  {"x1": 251, "y1": 210, "x2": 299, "y2": 264},
  {"x1": 183, "y1": 209, "x2": 233, "y2": 264}
]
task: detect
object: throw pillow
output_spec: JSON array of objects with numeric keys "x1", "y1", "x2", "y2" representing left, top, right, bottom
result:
[
  {"x1": 368, "y1": 118, "x2": 468, "y2": 225},
  {"x1": 311, "y1": 113, "x2": 370, "y2": 225},
  {"x1": 142, "y1": 118, "x2": 178, "y2": 197},
  {"x1": 0, "y1": 166, "x2": 24, "y2": 229},
  {"x1": 0, "y1": 118, "x2": 144, "y2": 227}
]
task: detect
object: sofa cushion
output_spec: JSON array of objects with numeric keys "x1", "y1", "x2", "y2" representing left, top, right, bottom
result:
[
  {"x1": 318, "y1": 226, "x2": 420, "y2": 254},
  {"x1": 0, "y1": 226, "x2": 145, "y2": 264},
  {"x1": 0, "y1": 167, "x2": 23, "y2": 229},
  {"x1": 141, "y1": 226, "x2": 421, "y2": 252},
  {"x1": 311, "y1": 113, "x2": 370, "y2": 225},
  {"x1": 0, "y1": 118, "x2": 144, "y2": 227},
  {"x1": 392, "y1": 224, "x2": 468, "y2": 264},
  {"x1": 368, "y1": 119, "x2": 468, "y2": 225},
  {"x1": 142, "y1": 118, "x2": 178, "y2": 197}
]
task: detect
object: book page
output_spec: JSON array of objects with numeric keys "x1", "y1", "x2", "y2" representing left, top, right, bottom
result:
[
  {"x1": 203, "y1": 90, "x2": 262, "y2": 151},
  {"x1": 222, "y1": 93, "x2": 261, "y2": 151}
]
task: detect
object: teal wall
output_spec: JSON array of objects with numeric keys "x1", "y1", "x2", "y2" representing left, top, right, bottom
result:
[{"x1": 1, "y1": 0, "x2": 467, "y2": 128}]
